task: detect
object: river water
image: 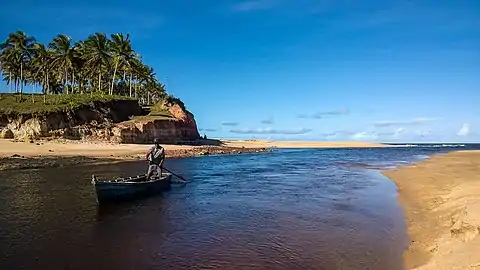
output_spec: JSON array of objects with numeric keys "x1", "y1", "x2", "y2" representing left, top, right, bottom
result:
[{"x1": 1, "y1": 144, "x2": 478, "y2": 269}]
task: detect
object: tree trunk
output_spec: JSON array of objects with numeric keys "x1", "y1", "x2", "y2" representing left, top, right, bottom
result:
[
  {"x1": 123, "y1": 70, "x2": 126, "y2": 94},
  {"x1": 72, "y1": 70, "x2": 75, "y2": 94},
  {"x1": 64, "y1": 67, "x2": 68, "y2": 94},
  {"x1": 9, "y1": 72, "x2": 12, "y2": 93},
  {"x1": 98, "y1": 72, "x2": 101, "y2": 92},
  {"x1": 47, "y1": 72, "x2": 50, "y2": 94},
  {"x1": 20, "y1": 62, "x2": 23, "y2": 99},
  {"x1": 110, "y1": 61, "x2": 119, "y2": 95},
  {"x1": 134, "y1": 78, "x2": 137, "y2": 98},
  {"x1": 129, "y1": 74, "x2": 132, "y2": 97}
]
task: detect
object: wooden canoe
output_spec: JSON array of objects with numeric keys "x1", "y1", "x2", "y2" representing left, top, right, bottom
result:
[{"x1": 91, "y1": 173, "x2": 172, "y2": 202}]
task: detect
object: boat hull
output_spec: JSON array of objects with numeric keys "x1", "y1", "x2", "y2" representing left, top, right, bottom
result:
[{"x1": 92, "y1": 174, "x2": 172, "y2": 202}]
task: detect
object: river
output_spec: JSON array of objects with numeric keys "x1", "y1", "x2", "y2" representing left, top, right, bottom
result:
[{"x1": 1, "y1": 145, "x2": 478, "y2": 269}]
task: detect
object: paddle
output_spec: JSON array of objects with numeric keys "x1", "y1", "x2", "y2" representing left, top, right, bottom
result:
[{"x1": 161, "y1": 167, "x2": 188, "y2": 183}]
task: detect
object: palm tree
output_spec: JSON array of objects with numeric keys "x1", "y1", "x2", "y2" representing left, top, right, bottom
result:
[
  {"x1": 109, "y1": 33, "x2": 139, "y2": 95},
  {"x1": 0, "y1": 31, "x2": 36, "y2": 98},
  {"x1": 49, "y1": 34, "x2": 74, "y2": 94},
  {"x1": 72, "y1": 41, "x2": 88, "y2": 94},
  {"x1": 84, "y1": 33, "x2": 111, "y2": 92},
  {"x1": 31, "y1": 43, "x2": 52, "y2": 95},
  {"x1": 1, "y1": 30, "x2": 178, "y2": 105}
]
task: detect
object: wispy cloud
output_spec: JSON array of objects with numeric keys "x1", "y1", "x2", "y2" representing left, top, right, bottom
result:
[
  {"x1": 457, "y1": 123, "x2": 470, "y2": 136},
  {"x1": 221, "y1": 121, "x2": 240, "y2": 126},
  {"x1": 231, "y1": 0, "x2": 276, "y2": 12},
  {"x1": 260, "y1": 117, "x2": 274, "y2": 124},
  {"x1": 298, "y1": 108, "x2": 349, "y2": 119},
  {"x1": 321, "y1": 130, "x2": 354, "y2": 137},
  {"x1": 415, "y1": 128, "x2": 433, "y2": 138},
  {"x1": 374, "y1": 117, "x2": 442, "y2": 127},
  {"x1": 230, "y1": 127, "x2": 312, "y2": 135},
  {"x1": 351, "y1": 131, "x2": 379, "y2": 141},
  {"x1": 199, "y1": 128, "x2": 217, "y2": 132}
]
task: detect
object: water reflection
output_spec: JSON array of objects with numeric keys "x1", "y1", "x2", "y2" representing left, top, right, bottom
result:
[{"x1": 0, "y1": 148, "x2": 416, "y2": 270}]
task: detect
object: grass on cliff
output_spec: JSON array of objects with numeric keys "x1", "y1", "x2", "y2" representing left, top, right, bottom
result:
[
  {"x1": 128, "y1": 103, "x2": 174, "y2": 122},
  {"x1": 0, "y1": 93, "x2": 135, "y2": 115}
]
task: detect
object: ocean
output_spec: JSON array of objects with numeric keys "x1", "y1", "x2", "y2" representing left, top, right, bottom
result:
[{"x1": 1, "y1": 144, "x2": 479, "y2": 269}]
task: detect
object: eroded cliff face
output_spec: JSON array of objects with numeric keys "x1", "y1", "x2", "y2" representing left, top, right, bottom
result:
[
  {"x1": 0, "y1": 100, "x2": 200, "y2": 143},
  {"x1": 111, "y1": 101, "x2": 200, "y2": 144}
]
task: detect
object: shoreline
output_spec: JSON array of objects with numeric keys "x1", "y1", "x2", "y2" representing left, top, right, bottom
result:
[
  {"x1": 0, "y1": 139, "x2": 391, "y2": 170},
  {"x1": 382, "y1": 150, "x2": 480, "y2": 270}
]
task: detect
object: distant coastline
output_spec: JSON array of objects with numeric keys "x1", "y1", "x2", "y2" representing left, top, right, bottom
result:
[{"x1": 0, "y1": 139, "x2": 393, "y2": 170}]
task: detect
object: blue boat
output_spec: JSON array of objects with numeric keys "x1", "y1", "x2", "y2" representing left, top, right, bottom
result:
[{"x1": 91, "y1": 173, "x2": 172, "y2": 202}]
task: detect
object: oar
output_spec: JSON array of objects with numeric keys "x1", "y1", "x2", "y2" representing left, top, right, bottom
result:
[{"x1": 162, "y1": 167, "x2": 188, "y2": 183}]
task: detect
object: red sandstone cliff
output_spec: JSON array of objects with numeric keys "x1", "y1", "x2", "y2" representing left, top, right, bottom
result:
[
  {"x1": 112, "y1": 102, "x2": 200, "y2": 144},
  {"x1": 0, "y1": 99, "x2": 201, "y2": 143}
]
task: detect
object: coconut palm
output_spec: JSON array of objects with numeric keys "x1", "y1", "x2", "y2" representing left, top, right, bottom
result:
[
  {"x1": 1, "y1": 30, "x2": 180, "y2": 106},
  {"x1": 83, "y1": 33, "x2": 111, "y2": 92},
  {"x1": 0, "y1": 31, "x2": 36, "y2": 97},
  {"x1": 31, "y1": 43, "x2": 53, "y2": 94},
  {"x1": 48, "y1": 34, "x2": 75, "y2": 94},
  {"x1": 109, "y1": 33, "x2": 139, "y2": 95}
]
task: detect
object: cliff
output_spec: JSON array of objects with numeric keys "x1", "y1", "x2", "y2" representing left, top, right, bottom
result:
[
  {"x1": 112, "y1": 101, "x2": 200, "y2": 144},
  {"x1": 0, "y1": 94, "x2": 200, "y2": 143}
]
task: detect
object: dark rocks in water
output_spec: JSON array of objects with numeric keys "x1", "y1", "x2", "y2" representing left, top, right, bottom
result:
[{"x1": 11, "y1": 154, "x2": 21, "y2": 158}]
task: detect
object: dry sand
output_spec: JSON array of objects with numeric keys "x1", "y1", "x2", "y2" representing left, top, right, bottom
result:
[
  {"x1": 383, "y1": 150, "x2": 480, "y2": 270},
  {"x1": 0, "y1": 139, "x2": 185, "y2": 158},
  {"x1": 221, "y1": 140, "x2": 389, "y2": 149}
]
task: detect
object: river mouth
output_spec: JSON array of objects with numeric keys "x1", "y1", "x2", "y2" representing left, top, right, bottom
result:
[{"x1": 0, "y1": 148, "x2": 420, "y2": 269}]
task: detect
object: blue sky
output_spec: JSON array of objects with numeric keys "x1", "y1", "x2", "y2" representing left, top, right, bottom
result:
[{"x1": 1, "y1": 0, "x2": 479, "y2": 142}]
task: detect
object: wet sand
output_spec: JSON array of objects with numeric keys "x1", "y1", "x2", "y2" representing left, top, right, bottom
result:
[
  {"x1": 0, "y1": 139, "x2": 269, "y2": 170},
  {"x1": 383, "y1": 150, "x2": 480, "y2": 270}
]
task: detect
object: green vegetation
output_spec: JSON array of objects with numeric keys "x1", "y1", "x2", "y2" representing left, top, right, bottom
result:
[
  {"x1": 0, "y1": 31, "x2": 173, "y2": 105},
  {"x1": 0, "y1": 93, "x2": 134, "y2": 115},
  {"x1": 127, "y1": 102, "x2": 174, "y2": 122}
]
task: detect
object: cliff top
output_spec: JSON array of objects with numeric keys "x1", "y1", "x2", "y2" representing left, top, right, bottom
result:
[{"x1": 0, "y1": 93, "x2": 136, "y2": 116}]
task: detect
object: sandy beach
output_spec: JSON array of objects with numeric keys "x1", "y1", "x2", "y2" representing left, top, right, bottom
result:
[
  {"x1": 0, "y1": 139, "x2": 391, "y2": 170},
  {"x1": 383, "y1": 150, "x2": 480, "y2": 270},
  {"x1": 0, "y1": 139, "x2": 390, "y2": 159}
]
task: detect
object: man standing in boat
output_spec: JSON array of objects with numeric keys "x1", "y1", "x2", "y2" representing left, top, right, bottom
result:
[{"x1": 146, "y1": 138, "x2": 166, "y2": 180}]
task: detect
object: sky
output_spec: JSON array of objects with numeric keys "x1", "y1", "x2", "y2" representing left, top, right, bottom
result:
[{"x1": 1, "y1": 0, "x2": 479, "y2": 143}]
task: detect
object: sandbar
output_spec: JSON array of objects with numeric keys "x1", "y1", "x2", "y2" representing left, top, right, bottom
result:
[{"x1": 383, "y1": 150, "x2": 480, "y2": 270}]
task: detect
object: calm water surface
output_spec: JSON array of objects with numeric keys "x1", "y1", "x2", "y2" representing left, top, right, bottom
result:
[{"x1": 1, "y1": 145, "x2": 478, "y2": 269}]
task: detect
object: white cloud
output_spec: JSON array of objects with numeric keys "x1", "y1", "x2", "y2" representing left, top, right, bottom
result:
[
  {"x1": 457, "y1": 123, "x2": 470, "y2": 136},
  {"x1": 199, "y1": 128, "x2": 217, "y2": 132},
  {"x1": 298, "y1": 108, "x2": 350, "y2": 119},
  {"x1": 416, "y1": 128, "x2": 432, "y2": 138},
  {"x1": 260, "y1": 116, "x2": 274, "y2": 124},
  {"x1": 374, "y1": 117, "x2": 442, "y2": 127},
  {"x1": 221, "y1": 121, "x2": 239, "y2": 126},
  {"x1": 351, "y1": 131, "x2": 378, "y2": 141},
  {"x1": 393, "y1": 127, "x2": 404, "y2": 138},
  {"x1": 230, "y1": 127, "x2": 312, "y2": 135}
]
